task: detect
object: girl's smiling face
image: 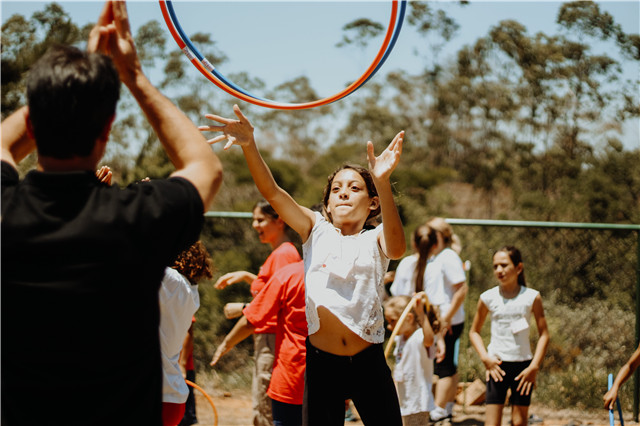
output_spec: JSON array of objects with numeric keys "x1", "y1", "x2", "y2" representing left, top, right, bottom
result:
[
  {"x1": 493, "y1": 251, "x2": 523, "y2": 286},
  {"x1": 325, "y1": 169, "x2": 377, "y2": 227},
  {"x1": 252, "y1": 207, "x2": 284, "y2": 245}
]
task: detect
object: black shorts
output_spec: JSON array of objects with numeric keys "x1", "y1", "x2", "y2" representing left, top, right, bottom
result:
[
  {"x1": 485, "y1": 360, "x2": 532, "y2": 406},
  {"x1": 434, "y1": 322, "x2": 464, "y2": 378}
]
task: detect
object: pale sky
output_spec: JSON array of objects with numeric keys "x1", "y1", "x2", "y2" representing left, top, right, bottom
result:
[{"x1": 2, "y1": 1, "x2": 638, "y2": 148}]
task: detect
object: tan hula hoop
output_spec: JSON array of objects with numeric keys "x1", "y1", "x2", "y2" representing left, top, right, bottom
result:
[
  {"x1": 185, "y1": 379, "x2": 218, "y2": 426},
  {"x1": 385, "y1": 295, "x2": 415, "y2": 359}
]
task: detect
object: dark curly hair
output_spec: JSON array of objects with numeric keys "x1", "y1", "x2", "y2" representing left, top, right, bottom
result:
[{"x1": 171, "y1": 241, "x2": 214, "y2": 284}]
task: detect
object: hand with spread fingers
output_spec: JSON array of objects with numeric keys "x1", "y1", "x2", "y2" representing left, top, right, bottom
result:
[
  {"x1": 199, "y1": 104, "x2": 255, "y2": 150},
  {"x1": 515, "y1": 364, "x2": 538, "y2": 396},
  {"x1": 483, "y1": 355, "x2": 506, "y2": 383},
  {"x1": 367, "y1": 131, "x2": 403, "y2": 184}
]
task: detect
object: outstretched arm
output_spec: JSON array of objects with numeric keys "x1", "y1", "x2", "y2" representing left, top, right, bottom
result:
[
  {"x1": 604, "y1": 342, "x2": 640, "y2": 409},
  {"x1": 214, "y1": 271, "x2": 256, "y2": 289},
  {"x1": 210, "y1": 315, "x2": 255, "y2": 366},
  {"x1": 89, "y1": 1, "x2": 222, "y2": 210},
  {"x1": 368, "y1": 132, "x2": 406, "y2": 259},
  {"x1": 200, "y1": 105, "x2": 315, "y2": 241}
]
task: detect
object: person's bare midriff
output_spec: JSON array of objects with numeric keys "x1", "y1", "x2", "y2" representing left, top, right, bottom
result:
[{"x1": 308, "y1": 306, "x2": 373, "y2": 356}]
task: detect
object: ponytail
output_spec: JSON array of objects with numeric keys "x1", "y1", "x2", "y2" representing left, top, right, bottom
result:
[{"x1": 413, "y1": 225, "x2": 438, "y2": 293}]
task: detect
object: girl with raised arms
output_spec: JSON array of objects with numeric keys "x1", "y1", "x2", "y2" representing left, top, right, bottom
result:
[{"x1": 201, "y1": 105, "x2": 406, "y2": 426}]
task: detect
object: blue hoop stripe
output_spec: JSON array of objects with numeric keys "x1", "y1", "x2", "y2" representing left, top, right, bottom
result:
[{"x1": 161, "y1": 1, "x2": 407, "y2": 109}]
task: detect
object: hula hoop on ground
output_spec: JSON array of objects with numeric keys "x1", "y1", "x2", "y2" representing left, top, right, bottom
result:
[
  {"x1": 185, "y1": 379, "x2": 218, "y2": 426},
  {"x1": 159, "y1": 0, "x2": 407, "y2": 110},
  {"x1": 384, "y1": 294, "x2": 431, "y2": 360}
]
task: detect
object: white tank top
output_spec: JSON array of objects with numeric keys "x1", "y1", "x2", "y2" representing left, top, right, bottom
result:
[
  {"x1": 303, "y1": 212, "x2": 389, "y2": 344},
  {"x1": 480, "y1": 286, "x2": 539, "y2": 362}
]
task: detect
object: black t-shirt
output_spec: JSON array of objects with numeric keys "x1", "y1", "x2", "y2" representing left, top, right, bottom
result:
[{"x1": 1, "y1": 161, "x2": 204, "y2": 425}]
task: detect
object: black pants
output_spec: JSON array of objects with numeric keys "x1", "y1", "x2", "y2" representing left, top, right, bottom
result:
[
  {"x1": 302, "y1": 339, "x2": 402, "y2": 426},
  {"x1": 434, "y1": 322, "x2": 464, "y2": 378},
  {"x1": 178, "y1": 370, "x2": 197, "y2": 426}
]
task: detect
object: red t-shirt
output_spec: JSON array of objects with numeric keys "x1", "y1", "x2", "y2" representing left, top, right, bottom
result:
[
  {"x1": 250, "y1": 242, "x2": 301, "y2": 334},
  {"x1": 244, "y1": 261, "x2": 307, "y2": 405}
]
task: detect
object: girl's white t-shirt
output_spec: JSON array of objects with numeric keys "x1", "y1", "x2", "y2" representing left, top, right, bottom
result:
[
  {"x1": 480, "y1": 286, "x2": 539, "y2": 362},
  {"x1": 159, "y1": 267, "x2": 200, "y2": 403},
  {"x1": 392, "y1": 328, "x2": 436, "y2": 416},
  {"x1": 389, "y1": 253, "x2": 446, "y2": 307},
  {"x1": 432, "y1": 248, "x2": 466, "y2": 325},
  {"x1": 303, "y1": 212, "x2": 389, "y2": 344}
]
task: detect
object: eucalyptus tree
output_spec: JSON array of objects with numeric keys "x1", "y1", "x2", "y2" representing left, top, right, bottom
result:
[{"x1": 1, "y1": 3, "x2": 88, "y2": 117}]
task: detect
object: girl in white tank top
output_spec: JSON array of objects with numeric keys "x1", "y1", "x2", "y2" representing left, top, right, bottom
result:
[{"x1": 469, "y1": 246, "x2": 550, "y2": 426}]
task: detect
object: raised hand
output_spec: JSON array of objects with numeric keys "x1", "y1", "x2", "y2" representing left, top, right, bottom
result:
[
  {"x1": 199, "y1": 105, "x2": 255, "y2": 150},
  {"x1": 87, "y1": 2, "x2": 115, "y2": 54},
  {"x1": 95, "y1": 165, "x2": 113, "y2": 185},
  {"x1": 367, "y1": 131, "x2": 404, "y2": 182},
  {"x1": 87, "y1": 1, "x2": 141, "y2": 86}
]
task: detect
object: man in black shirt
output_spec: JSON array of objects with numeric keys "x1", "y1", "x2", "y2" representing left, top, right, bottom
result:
[{"x1": 0, "y1": 2, "x2": 223, "y2": 424}]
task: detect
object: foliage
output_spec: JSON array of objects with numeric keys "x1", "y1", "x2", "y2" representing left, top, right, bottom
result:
[{"x1": 2, "y1": 1, "x2": 639, "y2": 410}]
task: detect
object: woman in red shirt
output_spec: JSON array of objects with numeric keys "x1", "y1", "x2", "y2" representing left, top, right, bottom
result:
[
  {"x1": 212, "y1": 200, "x2": 301, "y2": 426},
  {"x1": 212, "y1": 262, "x2": 307, "y2": 426}
]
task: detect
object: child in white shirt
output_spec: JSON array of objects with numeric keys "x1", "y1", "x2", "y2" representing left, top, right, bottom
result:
[
  {"x1": 384, "y1": 293, "x2": 442, "y2": 426},
  {"x1": 469, "y1": 246, "x2": 550, "y2": 426},
  {"x1": 201, "y1": 105, "x2": 406, "y2": 426}
]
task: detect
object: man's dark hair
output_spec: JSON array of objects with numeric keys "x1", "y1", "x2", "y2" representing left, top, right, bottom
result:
[{"x1": 26, "y1": 44, "x2": 120, "y2": 159}]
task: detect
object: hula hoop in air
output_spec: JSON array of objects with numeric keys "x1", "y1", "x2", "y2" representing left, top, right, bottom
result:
[
  {"x1": 159, "y1": 0, "x2": 407, "y2": 110},
  {"x1": 185, "y1": 379, "x2": 219, "y2": 426}
]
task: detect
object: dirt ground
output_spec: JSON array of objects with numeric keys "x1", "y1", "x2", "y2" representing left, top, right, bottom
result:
[{"x1": 186, "y1": 387, "x2": 636, "y2": 426}]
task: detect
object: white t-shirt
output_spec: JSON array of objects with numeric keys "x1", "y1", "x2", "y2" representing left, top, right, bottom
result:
[
  {"x1": 432, "y1": 248, "x2": 466, "y2": 325},
  {"x1": 303, "y1": 212, "x2": 389, "y2": 344},
  {"x1": 392, "y1": 328, "x2": 436, "y2": 416},
  {"x1": 159, "y1": 267, "x2": 200, "y2": 403},
  {"x1": 389, "y1": 253, "x2": 446, "y2": 307},
  {"x1": 479, "y1": 286, "x2": 539, "y2": 362}
]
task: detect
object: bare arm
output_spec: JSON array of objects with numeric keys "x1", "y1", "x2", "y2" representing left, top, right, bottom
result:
[
  {"x1": 414, "y1": 292, "x2": 435, "y2": 347},
  {"x1": 367, "y1": 133, "x2": 406, "y2": 259},
  {"x1": 210, "y1": 315, "x2": 255, "y2": 366},
  {"x1": 214, "y1": 271, "x2": 257, "y2": 289},
  {"x1": 604, "y1": 343, "x2": 640, "y2": 409},
  {"x1": 515, "y1": 294, "x2": 550, "y2": 395},
  {"x1": 0, "y1": 106, "x2": 36, "y2": 169},
  {"x1": 200, "y1": 105, "x2": 315, "y2": 240},
  {"x1": 441, "y1": 282, "x2": 468, "y2": 331},
  {"x1": 469, "y1": 299, "x2": 505, "y2": 382},
  {"x1": 90, "y1": 1, "x2": 222, "y2": 210}
]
